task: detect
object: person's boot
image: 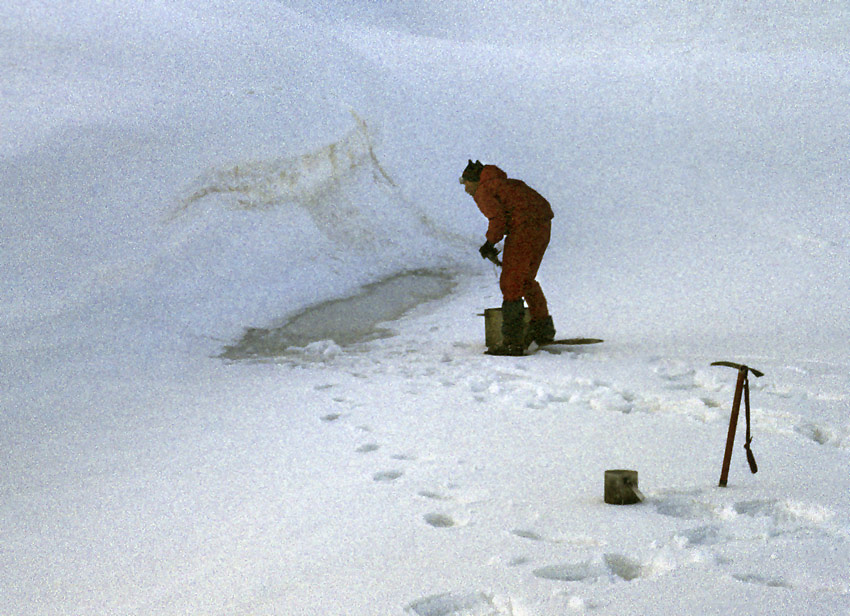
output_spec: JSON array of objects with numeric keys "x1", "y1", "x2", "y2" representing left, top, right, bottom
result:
[
  {"x1": 527, "y1": 315, "x2": 556, "y2": 347},
  {"x1": 487, "y1": 300, "x2": 526, "y2": 356}
]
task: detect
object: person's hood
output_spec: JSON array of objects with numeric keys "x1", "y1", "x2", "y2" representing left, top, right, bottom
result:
[{"x1": 479, "y1": 165, "x2": 507, "y2": 184}]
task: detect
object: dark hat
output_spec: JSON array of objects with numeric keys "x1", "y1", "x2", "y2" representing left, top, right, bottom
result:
[{"x1": 460, "y1": 159, "x2": 484, "y2": 183}]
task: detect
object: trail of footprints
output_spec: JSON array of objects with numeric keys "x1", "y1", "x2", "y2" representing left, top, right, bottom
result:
[
  {"x1": 314, "y1": 384, "x2": 475, "y2": 533},
  {"x1": 466, "y1": 357, "x2": 847, "y2": 450},
  {"x1": 649, "y1": 359, "x2": 849, "y2": 448},
  {"x1": 312, "y1": 356, "x2": 849, "y2": 613}
]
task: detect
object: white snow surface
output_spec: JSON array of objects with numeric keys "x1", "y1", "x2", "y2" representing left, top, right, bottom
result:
[{"x1": 2, "y1": 1, "x2": 849, "y2": 614}]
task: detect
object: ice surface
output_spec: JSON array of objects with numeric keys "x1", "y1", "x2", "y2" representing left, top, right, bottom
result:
[{"x1": 219, "y1": 269, "x2": 455, "y2": 359}]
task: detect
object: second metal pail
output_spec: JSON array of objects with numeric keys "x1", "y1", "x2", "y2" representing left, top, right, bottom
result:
[{"x1": 483, "y1": 306, "x2": 530, "y2": 349}]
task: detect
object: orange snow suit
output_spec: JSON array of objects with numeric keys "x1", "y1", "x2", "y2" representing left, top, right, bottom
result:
[{"x1": 473, "y1": 165, "x2": 554, "y2": 321}]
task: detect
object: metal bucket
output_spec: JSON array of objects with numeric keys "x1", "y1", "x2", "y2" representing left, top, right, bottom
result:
[
  {"x1": 604, "y1": 469, "x2": 644, "y2": 505},
  {"x1": 483, "y1": 306, "x2": 530, "y2": 350}
]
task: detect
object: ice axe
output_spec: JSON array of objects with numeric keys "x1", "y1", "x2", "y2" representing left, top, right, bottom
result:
[{"x1": 711, "y1": 361, "x2": 763, "y2": 487}]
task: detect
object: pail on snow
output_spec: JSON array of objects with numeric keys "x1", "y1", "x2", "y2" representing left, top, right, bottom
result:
[
  {"x1": 482, "y1": 306, "x2": 531, "y2": 350},
  {"x1": 604, "y1": 469, "x2": 644, "y2": 505}
]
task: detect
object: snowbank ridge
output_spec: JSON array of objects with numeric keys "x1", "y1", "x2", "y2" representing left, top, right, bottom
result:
[
  {"x1": 154, "y1": 114, "x2": 457, "y2": 338},
  {"x1": 177, "y1": 113, "x2": 393, "y2": 214}
]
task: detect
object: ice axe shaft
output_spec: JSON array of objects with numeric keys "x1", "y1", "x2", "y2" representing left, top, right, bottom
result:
[{"x1": 712, "y1": 361, "x2": 762, "y2": 487}]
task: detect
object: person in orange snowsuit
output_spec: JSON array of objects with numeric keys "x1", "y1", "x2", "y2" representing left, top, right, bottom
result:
[{"x1": 460, "y1": 160, "x2": 555, "y2": 355}]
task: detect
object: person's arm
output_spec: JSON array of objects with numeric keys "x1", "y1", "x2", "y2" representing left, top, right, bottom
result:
[{"x1": 475, "y1": 184, "x2": 507, "y2": 244}]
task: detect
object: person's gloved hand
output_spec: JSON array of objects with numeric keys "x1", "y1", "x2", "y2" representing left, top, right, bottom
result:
[{"x1": 479, "y1": 241, "x2": 498, "y2": 261}]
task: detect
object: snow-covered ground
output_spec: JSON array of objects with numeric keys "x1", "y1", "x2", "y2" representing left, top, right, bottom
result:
[{"x1": 2, "y1": 1, "x2": 849, "y2": 614}]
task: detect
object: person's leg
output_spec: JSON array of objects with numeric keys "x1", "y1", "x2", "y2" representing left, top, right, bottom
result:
[
  {"x1": 495, "y1": 235, "x2": 533, "y2": 355},
  {"x1": 496, "y1": 298, "x2": 526, "y2": 354},
  {"x1": 521, "y1": 222, "x2": 551, "y2": 321},
  {"x1": 499, "y1": 234, "x2": 531, "y2": 304}
]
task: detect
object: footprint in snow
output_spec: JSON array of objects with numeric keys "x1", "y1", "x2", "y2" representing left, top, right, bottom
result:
[
  {"x1": 732, "y1": 573, "x2": 792, "y2": 589},
  {"x1": 533, "y1": 560, "x2": 601, "y2": 582},
  {"x1": 373, "y1": 470, "x2": 404, "y2": 482},
  {"x1": 418, "y1": 490, "x2": 452, "y2": 501},
  {"x1": 732, "y1": 498, "x2": 836, "y2": 526},
  {"x1": 700, "y1": 396, "x2": 723, "y2": 408},
  {"x1": 795, "y1": 421, "x2": 845, "y2": 447},
  {"x1": 534, "y1": 553, "x2": 644, "y2": 583},
  {"x1": 405, "y1": 591, "x2": 498, "y2": 616},
  {"x1": 652, "y1": 359, "x2": 698, "y2": 390},
  {"x1": 391, "y1": 453, "x2": 417, "y2": 461},
  {"x1": 511, "y1": 529, "x2": 544, "y2": 541},
  {"x1": 423, "y1": 512, "x2": 456, "y2": 528},
  {"x1": 653, "y1": 492, "x2": 725, "y2": 521}
]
